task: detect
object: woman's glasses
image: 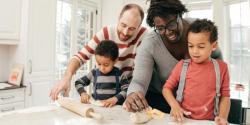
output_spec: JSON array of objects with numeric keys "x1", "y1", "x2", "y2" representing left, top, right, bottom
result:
[{"x1": 154, "y1": 15, "x2": 180, "y2": 34}]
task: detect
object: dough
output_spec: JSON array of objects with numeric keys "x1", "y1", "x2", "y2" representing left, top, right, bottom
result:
[
  {"x1": 130, "y1": 111, "x2": 152, "y2": 124},
  {"x1": 89, "y1": 98, "x2": 104, "y2": 107},
  {"x1": 130, "y1": 108, "x2": 165, "y2": 123}
]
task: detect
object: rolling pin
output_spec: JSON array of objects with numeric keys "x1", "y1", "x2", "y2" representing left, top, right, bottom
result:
[{"x1": 57, "y1": 97, "x2": 103, "y2": 120}]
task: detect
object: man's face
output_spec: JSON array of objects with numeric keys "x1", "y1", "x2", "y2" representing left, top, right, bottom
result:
[
  {"x1": 117, "y1": 8, "x2": 142, "y2": 42},
  {"x1": 154, "y1": 15, "x2": 182, "y2": 43}
]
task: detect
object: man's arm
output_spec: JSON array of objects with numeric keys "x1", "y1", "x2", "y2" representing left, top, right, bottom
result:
[
  {"x1": 50, "y1": 27, "x2": 106, "y2": 101},
  {"x1": 50, "y1": 58, "x2": 80, "y2": 100}
]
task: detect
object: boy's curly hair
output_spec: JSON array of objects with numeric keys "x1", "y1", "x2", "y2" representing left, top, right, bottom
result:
[
  {"x1": 95, "y1": 40, "x2": 119, "y2": 61},
  {"x1": 187, "y1": 19, "x2": 218, "y2": 43}
]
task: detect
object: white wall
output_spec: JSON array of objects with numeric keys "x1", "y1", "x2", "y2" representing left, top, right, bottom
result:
[
  {"x1": 100, "y1": 0, "x2": 149, "y2": 27},
  {"x1": 100, "y1": 0, "x2": 123, "y2": 26},
  {"x1": 0, "y1": 45, "x2": 9, "y2": 81}
]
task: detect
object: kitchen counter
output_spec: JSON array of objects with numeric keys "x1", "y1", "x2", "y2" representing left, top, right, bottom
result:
[{"x1": 0, "y1": 103, "x2": 230, "y2": 125}]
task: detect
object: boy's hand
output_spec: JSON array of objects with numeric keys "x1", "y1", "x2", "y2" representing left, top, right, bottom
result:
[
  {"x1": 170, "y1": 104, "x2": 191, "y2": 123},
  {"x1": 215, "y1": 116, "x2": 229, "y2": 125},
  {"x1": 80, "y1": 93, "x2": 90, "y2": 103},
  {"x1": 101, "y1": 97, "x2": 118, "y2": 107}
]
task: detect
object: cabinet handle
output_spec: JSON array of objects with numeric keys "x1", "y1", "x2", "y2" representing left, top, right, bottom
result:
[
  {"x1": 29, "y1": 82, "x2": 32, "y2": 96},
  {"x1": 28, "y1": 60, "x2": 32, "y2": 74},
  {"x1": 0, "y1": 95, "x2": 15, "y2": 100},
  {"x1": 1, "y1": 107, "x2": 15, "y2": 112}
]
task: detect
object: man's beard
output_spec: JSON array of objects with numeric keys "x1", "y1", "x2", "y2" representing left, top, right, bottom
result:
[{"x1": 118, "y1": 31, "x2": 131, "y2": 41}]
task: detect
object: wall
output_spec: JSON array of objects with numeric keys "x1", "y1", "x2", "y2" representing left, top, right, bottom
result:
[
  {"x1": 0, "y1": 45, "x2": 9, "y2": 81},
  {"x1": 100, "y1": 0, "x2": 123, "y2": 26},
  {"x1": 100, "y1": 0, "x2": 149, "y2": 27}
]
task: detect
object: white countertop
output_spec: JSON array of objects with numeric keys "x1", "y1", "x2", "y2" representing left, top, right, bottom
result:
[{"x1": 0, "y1": 103, "x2": 221, "y2": 125}]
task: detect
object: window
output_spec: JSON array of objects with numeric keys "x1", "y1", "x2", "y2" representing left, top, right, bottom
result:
[
  {"x1": 75, "y1": 2, "x2": 97, "y2": 78},
  {"x1": 186, "y1": 9, "x2": 213, "y2": 20},
  {"x1": 227, "y1": 1, "x2": 250, "y2": 86},
  {"x1": 56, "y1": 0, "x2": 72, "y2": 80},
  {"x1": 226, "y1": 0, "x2": 250, "y2": 107},
  {"x1": 56, "y1": 0, "x2": 97, "y2": 97},
  {"x1": 184, "y1": 1, "x2": 213, "y2": 20}
]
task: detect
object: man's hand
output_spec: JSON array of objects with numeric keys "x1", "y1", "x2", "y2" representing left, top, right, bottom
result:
[
  {"x1": 80, "y1": 93, "x2": 91, "y2": 103},
  {"x1": 101, "y1": 97, "x2": 118, "y2": 107},
  {"x1": 123, "y1": 92, "x2": 148, "y2": 112},
  {"x1": 50, "y1": 79, "x2": 71, "y2": 101}
]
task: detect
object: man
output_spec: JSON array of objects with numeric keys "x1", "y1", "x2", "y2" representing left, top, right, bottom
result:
[
  {"x1": 50, "y1": 4, "x2": 147, "y2": 101},
  {"x1": 124, "y1": 0, "x2": 222, "y2": 113}
]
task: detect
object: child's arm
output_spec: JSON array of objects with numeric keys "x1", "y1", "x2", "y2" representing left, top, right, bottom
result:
[
  {"x1": 215, "y1": 96, "x2": 230, "y2": 125},
  {"x1": 115, "y1": 75, "x2": 129, "y2": 102},
  {"x1": 215, "y1": 62, "x2": 230, "y2": 125},
  {"x1": 75, "y1": 70, "x2": 94, "y2": 103},
  {"x1": 162, "y1": 60, "x2": 191, "y2": 122},
  {"x1": 75, "y1": 70, "x2": 93, "y2": 95},
  {"x1": 80, "y1": 92, "x2": 91, "y2": 103},
  {"x1": 162, "y1": 87, "x2": 189, "y2": 122}
]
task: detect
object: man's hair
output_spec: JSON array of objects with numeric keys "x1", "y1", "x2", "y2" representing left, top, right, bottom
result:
[
  {"x1": 146, "y1": 0, "x2": 188, "y2": 27},
  {"x1": 119, "y1": 4, "x2": 144, "y2": 22},
  {"x1": 187, "y1": 19, "x2": 218, "y2": 43},
  {"x1": 95, "y1": 40, "x2": 119, "y2": 61}
]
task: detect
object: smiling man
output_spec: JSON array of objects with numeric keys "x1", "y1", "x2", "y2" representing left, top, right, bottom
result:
[
  {"x1": 50, "y1": 4, "x2": 147, "y2": 101},
  {"x1": 124, "y1": 0, "x2": 222, "y2": 113}
]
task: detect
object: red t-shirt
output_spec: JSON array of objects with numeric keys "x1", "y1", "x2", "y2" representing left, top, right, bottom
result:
[{"x1": 164, "y1": 59, "x2": 230, "y2": 120}]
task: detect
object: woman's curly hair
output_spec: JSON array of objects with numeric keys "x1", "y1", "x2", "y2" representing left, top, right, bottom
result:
[{"x1": 146, "y1": 0, "x2": 188, "y2": 27}]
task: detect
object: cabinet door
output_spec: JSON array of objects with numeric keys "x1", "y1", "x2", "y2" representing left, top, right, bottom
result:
[
  {"x1": 0, "y1": 102, "x2": 24, "y2": 113},
  {"x1": 0, "y1": 0, "x2": 21, "y2": 42},
  {"x1": 26, "y1": 0, "x2": 56, "y2": 107}
]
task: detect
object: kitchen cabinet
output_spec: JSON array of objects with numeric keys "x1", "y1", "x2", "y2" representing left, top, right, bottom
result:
[
  {"x1": 0, "y1": 0, "x2": 22, "y2": 44},
  {"x1": 25, "y1": 0, "x2": 56, "y2": 106},
  {"x1": 0, "y1": 87, "x2": 26, "y2": 113}
]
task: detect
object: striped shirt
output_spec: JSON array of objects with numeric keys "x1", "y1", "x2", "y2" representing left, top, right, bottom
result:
[
  {"x1": 75, "y1": 67, "x2": 129, "y2": 104},
  {"x1": 73, "y1": 25, "x2": 147, "y2": 77}
]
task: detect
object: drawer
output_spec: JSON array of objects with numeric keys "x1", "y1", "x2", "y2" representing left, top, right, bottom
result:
[
  {"x1": 0, "y1": 102, "x2": 24, "y2": 113},
  {"x1": 0, "y1": 88, "x2": 25, "y2": 105}
]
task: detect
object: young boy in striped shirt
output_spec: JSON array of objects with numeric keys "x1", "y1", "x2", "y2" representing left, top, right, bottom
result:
[{"x1": 75, "y1": 40, "x2": 129, "y2": 107}]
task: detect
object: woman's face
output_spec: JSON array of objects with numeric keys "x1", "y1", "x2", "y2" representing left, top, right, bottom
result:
[{"x1": 153, "y1": 15, "x2": 183, "y2": 43}]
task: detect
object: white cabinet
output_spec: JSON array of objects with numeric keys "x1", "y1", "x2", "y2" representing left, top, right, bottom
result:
[
  {"x1": 0, "y1": 87, "x2": 25, "y2": 113},
  {"x1": 0, "y1": 0, "x2": 22, "y2": 44},
  {"x1": 0, "y1": 0, "x2": 56, "y2": 107},
  {"x1": 25, "y1": 0, "x2": 56, "y2": 107}
]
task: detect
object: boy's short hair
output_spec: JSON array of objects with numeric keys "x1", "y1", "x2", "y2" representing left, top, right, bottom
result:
[
  {"x1": 187, "y1": 19, "x2": 218, "y2": 43},
  {"x1": 95, "y1": 40, "x2": 119, "y2": 61}
]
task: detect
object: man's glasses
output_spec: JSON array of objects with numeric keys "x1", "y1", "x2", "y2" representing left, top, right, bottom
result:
[{"x1": 154, "y1": 16, "x2": 180, "y2": 34}]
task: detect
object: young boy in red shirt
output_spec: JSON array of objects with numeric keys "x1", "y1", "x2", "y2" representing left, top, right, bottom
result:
[{"x1": 162, "y1": 19, "x2": 230, "y2": 125}]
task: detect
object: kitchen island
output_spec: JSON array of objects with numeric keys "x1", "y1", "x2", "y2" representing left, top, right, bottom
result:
[{"x1": 0, "y1": 102, "x2": 229, "y2": 125}]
